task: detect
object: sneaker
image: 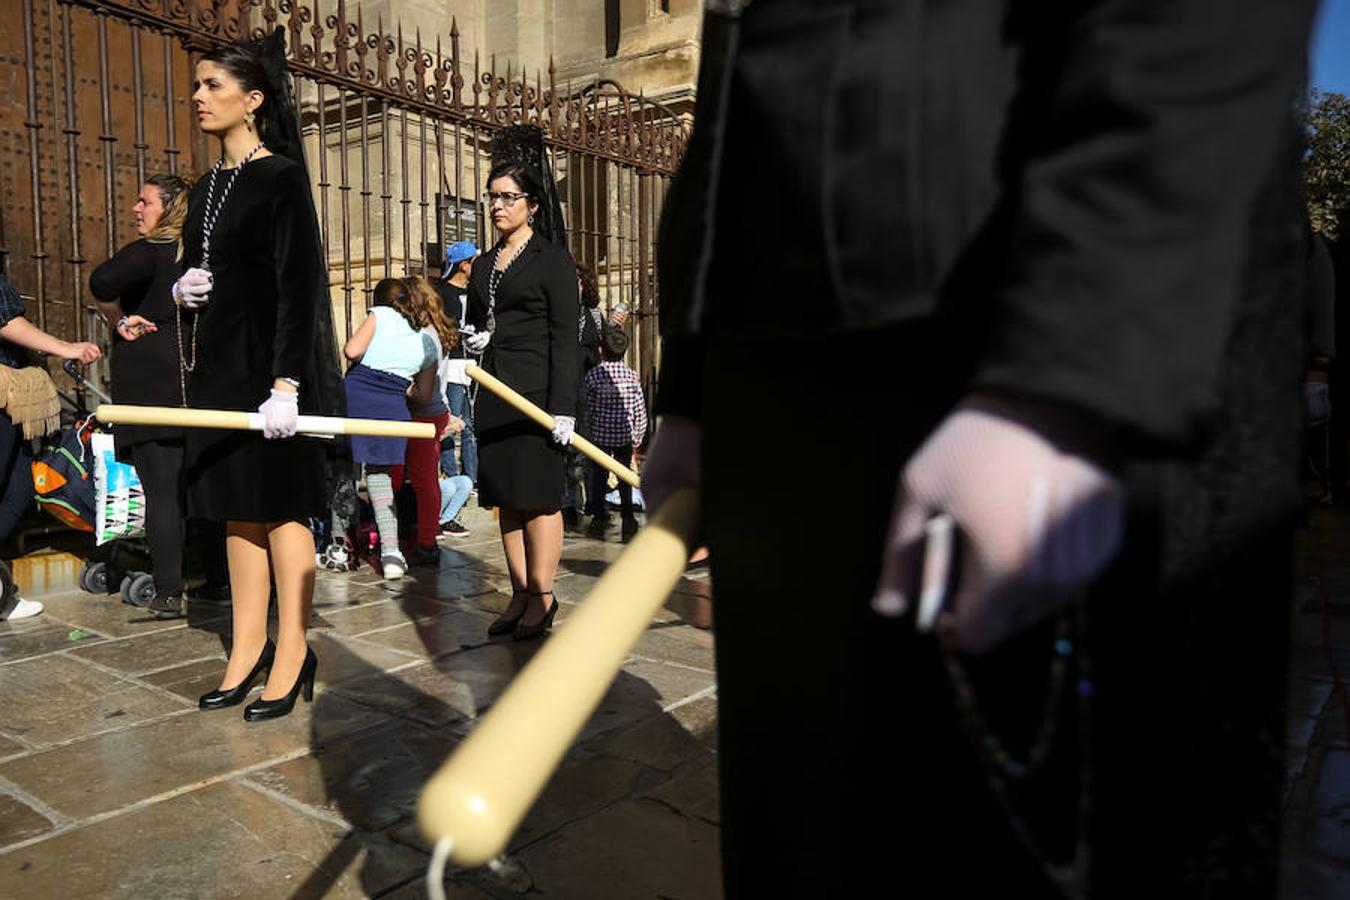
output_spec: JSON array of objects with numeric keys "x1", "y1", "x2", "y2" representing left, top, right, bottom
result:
[
  {"x1": 620, "y1": 518, "x2": 640, "y2": 543},
  {"x1": 0, "y1": 596, "x2": 43, "y2": 620},
  {"x1": 441, "y1": 519, "x2": 470, "y2": 537},
  {"x1": 407, "y1": 545, "x2": 440, "y2": 567},
  {"x1": 147, "y1": 591, "x2": 186, "y2": 620},
  {"x1": 381, "y1": 552, "x2": 407, "y2": 580},
  {"x1": 585, "y1": 516, "x2": 611, "y2": 539}
]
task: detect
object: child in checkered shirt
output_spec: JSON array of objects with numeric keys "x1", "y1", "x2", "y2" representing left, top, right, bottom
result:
[{"x1": 583, "y1": 326, "x2": 648, "y2": 541}]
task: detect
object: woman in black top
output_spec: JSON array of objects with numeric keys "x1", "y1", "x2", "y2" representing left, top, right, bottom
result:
[
  {"x1": 91, "y1": 173, "x2": 193, "y2": 616},
  {"x1": 466, "y1": 150, "x2": 579, "y2": 641},
  {"x1": 176, "y1": 39, "x2": 339, "y2": 721}
]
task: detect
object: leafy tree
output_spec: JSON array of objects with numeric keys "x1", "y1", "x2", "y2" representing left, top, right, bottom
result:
[{"x1": 1306, "y1": 89, "x2": 1350, "y2": 241}]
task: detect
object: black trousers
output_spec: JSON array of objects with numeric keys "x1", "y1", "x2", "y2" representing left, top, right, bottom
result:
[
  {"x1": 586, "y1": 445, "x2": 636, "y2": 520},
  {"x1": 699, "y1": 329, "x2": 1289, "y2": 897},
  {"x1": 130, "y1": 439, "x2": 185, "y2": 595},
  {"x1": 0, "y1": 412, "x2": 33, "y2": 543}
]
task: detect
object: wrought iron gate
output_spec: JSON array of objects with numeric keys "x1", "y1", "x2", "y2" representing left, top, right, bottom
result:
[{"x1": 0, "y1": 0, "x2": 687, "y2": 395}]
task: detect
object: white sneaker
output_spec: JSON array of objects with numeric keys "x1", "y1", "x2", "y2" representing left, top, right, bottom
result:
[
  {"x1": 0, "y1": 596, "x2": 44, "y2": 620},
  {"x1": 381, "y1": 552, "x2": 407, "y2": 580}
]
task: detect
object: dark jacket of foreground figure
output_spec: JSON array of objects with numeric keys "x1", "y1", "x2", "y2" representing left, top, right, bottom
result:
[{"x1": 655, "y1": 1, "x2": 1320, "y2": 897}]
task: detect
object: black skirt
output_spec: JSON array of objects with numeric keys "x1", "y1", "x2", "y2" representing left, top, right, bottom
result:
[
  {"x1": 475, "y1": 358, "x2": 565, "y2": 511},
  {"x1": 185, "y1": 429, "x2": 328, "y2": 523}
]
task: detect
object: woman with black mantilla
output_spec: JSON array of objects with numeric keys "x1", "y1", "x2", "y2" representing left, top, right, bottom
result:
[
  {"x1": 175, "y1": 34, "x2": 341, "y2": 721},
  {"x1": 464, "y1": 125, "x2": 580, "y2": 641}
]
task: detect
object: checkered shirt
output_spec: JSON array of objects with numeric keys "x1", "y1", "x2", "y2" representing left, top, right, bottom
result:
[{"x1": 584, "y1": 360, "x2": 649, "y2": 447}]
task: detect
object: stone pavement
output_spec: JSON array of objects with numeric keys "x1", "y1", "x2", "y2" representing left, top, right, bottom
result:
[
  {"x1": 0, "y1": 504, "x2": 720, "y2": 899},
  {"x1": 2, "y1": 501, "x2": 1349, "y2": 898}
]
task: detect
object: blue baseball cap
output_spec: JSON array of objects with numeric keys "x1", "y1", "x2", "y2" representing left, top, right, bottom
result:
[{"x1": 443, "y1": 241, "x2": 479, "y2": 275}]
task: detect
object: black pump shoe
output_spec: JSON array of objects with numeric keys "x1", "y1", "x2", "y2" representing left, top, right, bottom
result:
[
  {"x1": 199, "y1": 640, "x2": 275, "y2": 710},
  {"x1": 513, "y1": 591, "x2": 558, "y2": 641},
  {"x1": 488, "y1": 590, "x2": 530, "y2": 637},
  {"x1": 243, "y1": 647, "x2": 317, "y2": 722}
]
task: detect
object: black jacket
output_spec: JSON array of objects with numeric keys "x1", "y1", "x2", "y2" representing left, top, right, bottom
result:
[
  {"x1": 657, "y1": 0, "x2": 1318, "y2": 452},
  {"x1": 465, "y1": 237, "x2": 580, "y2": 419}
]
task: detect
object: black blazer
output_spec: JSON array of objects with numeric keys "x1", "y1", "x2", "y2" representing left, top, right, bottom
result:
[
  {"x1": 657, "y1": 0, "x2": 1317, "y2": 450},
  {"x1": 466, "y1": 237, "x2": 580, "y2": 418}
]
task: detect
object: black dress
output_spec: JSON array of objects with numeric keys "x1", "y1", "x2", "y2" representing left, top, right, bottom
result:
[
  {"x1": 466, "y1": 237, "x2": 579, "y2": 510},
  {"x1": 89, "y1": 239, "x2": 185, "y2": 450},
  {"x1": 180, "y1": 155, "x2": 333, "y2": 523}
]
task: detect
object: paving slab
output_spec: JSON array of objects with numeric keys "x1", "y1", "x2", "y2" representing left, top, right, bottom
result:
[
  {"x1": 0, "y1": 617, "x2": 106, "y2": 664},
  {"x1": 246, "y1": 718, "x2": 457, "y2": 832},
  {"x1": 34, "y1": 590, "x2": 225, "y2": 639},
  {"x1": 0, "y1": 654, "x2": 190, "y2": 749},
  {"x1": 0, "y1": 693, "x2": 382, "y2": 821},
  {"x1": 0, "y1": 793, "x2": 55, "y2": 849},
  {"x1": 333, "y1": 643, "x2": 537, "y2": 728},
  {"x1": 506, "y1": 798, "x2": 722, "y2": 900},
  {"x1": 0, "y1": 780, "x2": 425, "y2": 899}
]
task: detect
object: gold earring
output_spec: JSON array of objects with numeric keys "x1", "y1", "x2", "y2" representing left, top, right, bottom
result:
[{"x1": 245, "y1": 110, "x2": 255, "y2": 131}]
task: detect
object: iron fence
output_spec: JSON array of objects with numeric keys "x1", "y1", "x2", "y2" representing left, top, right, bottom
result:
[{"x1": 0, "y1": 0, "x2": 685, "y2": 394}]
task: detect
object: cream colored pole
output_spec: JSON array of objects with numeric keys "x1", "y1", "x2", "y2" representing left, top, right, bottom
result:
[
  {"x1": 416, "y1": 488, "x2": 700, "y2": 865},
  {"x1": 465, "y1": 364, "x2": 641, "y2": 489},
  {"x1": 95, "y1": 404, "x2": 437, "y2": 439}
]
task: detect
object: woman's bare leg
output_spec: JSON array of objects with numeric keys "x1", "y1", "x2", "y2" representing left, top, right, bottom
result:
[
  {"x1": 261, "y1": 520, "x2": 316, "y2": 700},
  {"x1": 217, "y1": 521, "x2": 271, "y2": 689}
]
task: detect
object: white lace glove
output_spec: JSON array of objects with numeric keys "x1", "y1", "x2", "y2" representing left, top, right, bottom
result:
[
  {"x1": 872, "y1": 397, "x2": 1125, "y2": 654},
  {"x1": 640, "y1": 416, "x2": 701, "y2": 518},
  {"x1": 172, "y1": 267, "x2": 213, "y2": 309},
  {"x1": 551, "y1": 415, "x2": 575, "y2": 446},
  {"x1": 258, "y1": 389, "x2": 299, "y2": 439},
  {"x1": 464, "y1": 330, "x2": 491, "y2": 353}
]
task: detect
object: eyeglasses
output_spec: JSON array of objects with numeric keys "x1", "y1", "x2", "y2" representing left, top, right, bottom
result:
[{"x1": 484, "y1": 191, "x2": 530, "y2": 207}]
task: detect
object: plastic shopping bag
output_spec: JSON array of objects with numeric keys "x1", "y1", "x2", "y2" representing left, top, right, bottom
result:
[{"x1": 91, "y1": 431, "x2": 146, "y2": 546}]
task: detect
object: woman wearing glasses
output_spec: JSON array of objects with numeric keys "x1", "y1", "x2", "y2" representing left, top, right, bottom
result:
[{"x1": 465, "y1": 126, "x2": 579, "y2": 641}]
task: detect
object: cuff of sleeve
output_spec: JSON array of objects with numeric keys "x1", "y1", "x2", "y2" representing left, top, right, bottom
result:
[{"x1": 654, "y1": 335, "x2": 706, "y2": 421}]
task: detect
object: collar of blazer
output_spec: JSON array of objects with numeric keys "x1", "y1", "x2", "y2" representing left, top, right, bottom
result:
[{"x1": 492, "y1": 234, "x2": 547, "y2": 295}]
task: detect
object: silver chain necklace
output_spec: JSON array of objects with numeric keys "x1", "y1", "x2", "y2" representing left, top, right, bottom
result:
[
  {"x1": 179, "y1": 143, "x2": 264, "y2": 402},
  {"x1": 199, "y1": 143, "x2": 265, "y2": 270},
  {"x1": 486, "y1": 234, "x2": 532, "y2": 332}
]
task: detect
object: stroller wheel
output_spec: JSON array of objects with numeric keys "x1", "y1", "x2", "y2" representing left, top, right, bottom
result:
[
  {"x1": 125, "y1": 573, "x2": 158, "y2": 609},
  {"x1": 80, "y1": 561, "x2": 110, "y2": 594},
  {"x1": 120, "y1": 571, "x2": 149, "y2": 605}
]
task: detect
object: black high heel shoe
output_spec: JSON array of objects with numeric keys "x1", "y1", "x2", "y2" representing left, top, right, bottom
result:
[
  {"x1": 243, "y1": 647, "x2": 317, "y2": 722},
  {"x1": 513, "y1": 591, "x2": 558, "y2": 642},
  {"x1": 198, "y1": 640, "x2": 275, "y2": 710},
  {"x1": 488, "y1": 590, "x2": 530, "y2": 637}
]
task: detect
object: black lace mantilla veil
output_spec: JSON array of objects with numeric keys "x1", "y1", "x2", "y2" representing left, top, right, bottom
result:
[
  {"x1": 490, "y1": 125, "x2": 568, "y2": 248},
  {"x1": 248, "y1": 27, "x2": 344, "y2": 419}
]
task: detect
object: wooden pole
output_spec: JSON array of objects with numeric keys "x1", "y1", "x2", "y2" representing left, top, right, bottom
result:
[
  {"x1": 416, "y1": 488, "x2": 700, "y2": 864},
  {"x1": 95, "y1": 404, "x2": 436, "y2": 439},
  {"x1": 465, "y1": 364, "x2": 640, "y2": 488}
]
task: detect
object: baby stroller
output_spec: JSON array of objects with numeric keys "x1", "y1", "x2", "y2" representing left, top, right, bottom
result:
[{"x1": 43, "y1": 361, "x2": 157, "y2": 606}]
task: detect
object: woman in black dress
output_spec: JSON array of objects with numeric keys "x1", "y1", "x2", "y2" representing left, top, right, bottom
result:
[
  {"x1": 466, "y1": 150, "x2": 579, "y2": 641},
  {"x1": 176, "y1": 40, "x2": 339, "y2": 720},
  {"x1": 90, "y1": 174, "x2": 193, "y2": 617}
]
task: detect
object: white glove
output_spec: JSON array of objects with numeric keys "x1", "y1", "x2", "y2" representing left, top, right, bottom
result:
[
  {"x1": 464, "y1": 330, "x2": 491, "y2": 353},
  {"x1": 172, "y1": 267, "x2": 213, "y2": 309},
  {"x1": 258, "y1": 389, "x2": 299, "y2": 439},
  {"x1": 872, "y1": 397, "x2": 1125, "y2": 654},
  {"x1": 551, "y1": 415, "x2": 575, "y2": 446},
  {"x1": 640, "y1": 416, "x2": 701, "y2": 518}
]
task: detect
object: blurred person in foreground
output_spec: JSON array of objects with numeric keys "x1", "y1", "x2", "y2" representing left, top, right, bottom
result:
[{"x1": 641, "y1": 1, "x2": 1320, "y2": 896}]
